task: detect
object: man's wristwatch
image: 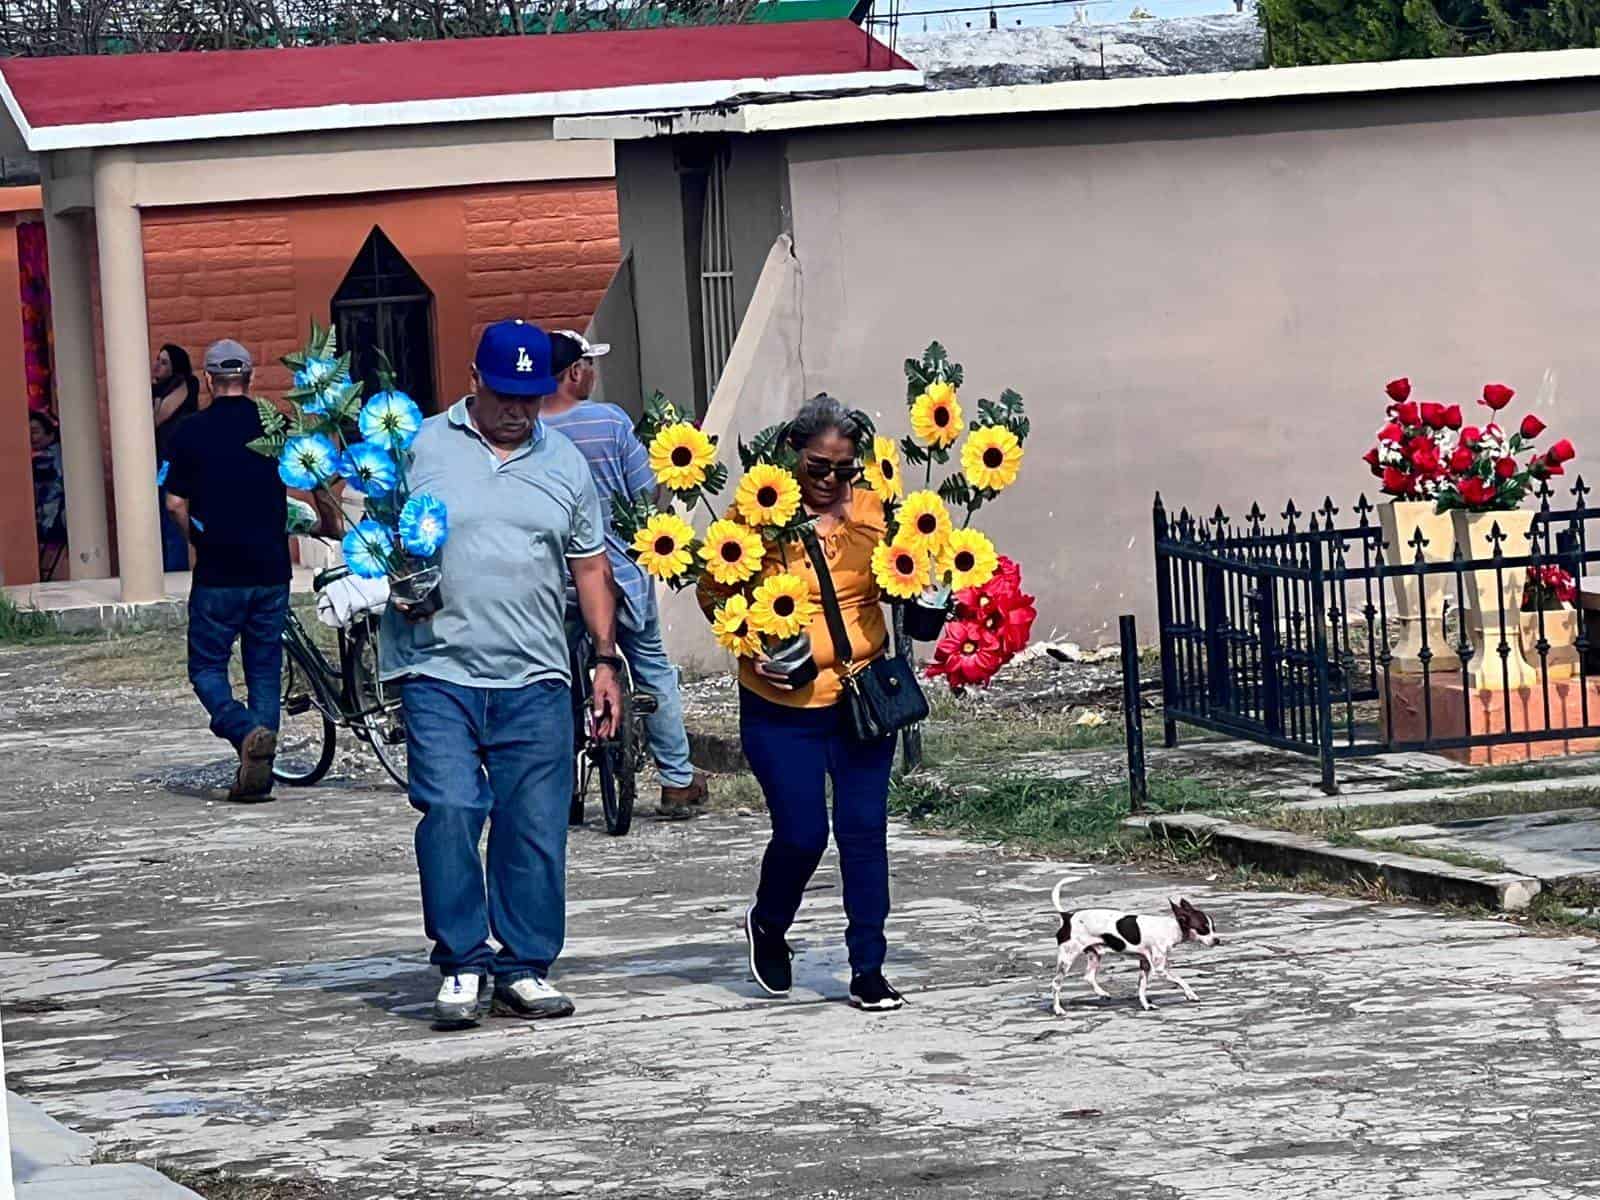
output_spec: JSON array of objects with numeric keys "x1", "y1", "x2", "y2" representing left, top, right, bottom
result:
[{"x1": 589, "y1": 652, "x2": 625, "y2": 673}]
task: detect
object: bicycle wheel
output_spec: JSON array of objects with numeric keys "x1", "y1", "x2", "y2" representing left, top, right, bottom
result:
[
  {"x1": 345, "y1": 618, "x2": 409, "y2": 790},
  {"x1": 596, "y1": 686, "x2": 635, "y2": 837},
  {"x1": 274, "y1": 646, "x2": 336, "y2": 786}
]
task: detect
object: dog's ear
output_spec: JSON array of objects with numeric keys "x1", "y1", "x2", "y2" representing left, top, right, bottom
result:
[
  {"x1": 1179, "y1": 898, "x2": 1197, "y2": 911},
  {"x1": 1169, "y1": 898, "x2": 1185, "y2": 919}
]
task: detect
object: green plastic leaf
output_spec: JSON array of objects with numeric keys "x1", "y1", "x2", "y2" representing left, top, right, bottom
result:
[{"x1": 254, "y1": 399, "x2": 287, "y2": 436}]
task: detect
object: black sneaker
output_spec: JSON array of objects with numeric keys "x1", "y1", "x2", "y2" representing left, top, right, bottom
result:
[
  {"x1": 849, "y1": 970, "x2": 905, "y2": 1012},
  {"x1": 745, "y1": 905, "x2": 792, "y2": 996}
]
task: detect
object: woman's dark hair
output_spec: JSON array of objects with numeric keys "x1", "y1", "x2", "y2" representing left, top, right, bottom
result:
[
  {"x1": 161, "y1": 343, "x2": 194, "y2": 380},
  {"x1": 29, "y1": 410, "x2": 57, "y2": 438},
  {"x1": 787, "y1": 393, "x2": 871, "y2": 459}
]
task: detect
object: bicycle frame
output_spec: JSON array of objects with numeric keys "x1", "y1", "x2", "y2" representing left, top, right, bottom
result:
[{"x1": 283, "y1": 610, "x2": 346, "y2": 724}]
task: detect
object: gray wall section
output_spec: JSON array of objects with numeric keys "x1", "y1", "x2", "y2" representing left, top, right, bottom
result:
[
  {"x1": 724, "y1": 135, "x2": 791, "y2": 319},
  {"x1": 587, "y1": 249, "x2": 643, "y2": 417}
]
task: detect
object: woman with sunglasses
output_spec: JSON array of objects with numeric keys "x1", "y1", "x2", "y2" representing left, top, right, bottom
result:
[{"x1": 698, "y1": 393, "x2": 905, "y2": 1012}]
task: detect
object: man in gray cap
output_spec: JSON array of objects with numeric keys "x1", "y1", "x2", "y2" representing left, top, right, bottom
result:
[{"x1": 164, "y1": 339, "x2": 290, "y2": 800}]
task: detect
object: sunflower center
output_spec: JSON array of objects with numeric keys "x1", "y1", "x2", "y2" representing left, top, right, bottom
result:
[
  {"x1": 671, "y1": 446, "x2": 693, "y2": 468},
  {"x1": 774, "y1": 596, "x2": 795, "y2": 618},
  {"x1": 733, "y1": 621, "x2": 748, "y2": 637},
  {"x1": 954, "y1": 551, "x2": 975, "y2": 572},
  {"x1": 934, "y1": 407, "x2": 951, "y2": 428},
  {"x1": 895, "y1": 553, "x2": 915, "y2": 575},
  {"x1": 883, "y1": 461, "x2": 896, "y2": 480},
  {"x1": 983, "y1": 448, "x2": 1004, "y2": 469},
  {"x1": 917, "y1": 514, "x2": 937, "y2": 535},
  {"x1": 757, "y1": 486, "x2": 778, "y2": 507},
  {"x1": 654, "y1": 536, "x2": 675, "y2": 555},
  {"x1": 719, "y1": 542, "x2": 742, "y2": 563}
]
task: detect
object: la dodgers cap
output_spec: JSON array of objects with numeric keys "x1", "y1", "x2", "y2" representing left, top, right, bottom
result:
[{"x1": 474, "y1": 320, "x2": 558, "y2": 398}]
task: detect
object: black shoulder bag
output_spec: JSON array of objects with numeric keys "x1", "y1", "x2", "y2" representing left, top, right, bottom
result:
[{"x1": 802, "y1": 532, "x2": 930, "y2": 743}]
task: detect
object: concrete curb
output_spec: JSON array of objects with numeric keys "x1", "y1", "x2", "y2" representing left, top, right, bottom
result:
[
  {"x1": 8, "y1": 1091, "x2": 202, "y2": 1199},
  {"x1": 1142, "y1": 813, "x2": 1543, "y2": 912}
]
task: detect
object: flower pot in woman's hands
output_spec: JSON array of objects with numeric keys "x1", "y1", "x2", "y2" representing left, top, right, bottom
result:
[
  {"x1": 761, "y1": 632, "x2": 817, "y2": 689},
  {"x1": 903, "y1": 586, "x2": 950, "y2": 642}
]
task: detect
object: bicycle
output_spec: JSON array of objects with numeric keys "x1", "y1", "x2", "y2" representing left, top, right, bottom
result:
[
  {"x1": 567, "y1": 632, "x2": 656, "y2": 837},
  {"x1": 274, "y1": 565, "x2": 409, "y2": 789}
]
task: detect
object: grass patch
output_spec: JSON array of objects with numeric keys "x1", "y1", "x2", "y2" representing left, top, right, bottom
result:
[
  {"x1": 1328, "y1": 832, "x2": 1506, "y2": 874},
  {"x1": 96, "y1": 1148, "x2": 334, "y2": 1199},
  {"x1": 0, "y1": 592, "x2": 56, "y2": 642},
  {"x1": 1384, "y1": 760, "x2": 1600, "y2": 791},
  {"x1": 1267, "y1": 789, "x2": 1599, "y2": 841}
]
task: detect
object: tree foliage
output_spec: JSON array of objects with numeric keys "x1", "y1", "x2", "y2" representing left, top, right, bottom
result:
[
  {"x1": 0, "y1": 0, "x2": 773, "y2": 57},
  {"x1": 1259, "y1": 0, "x2": 1600, "y2": 66}
]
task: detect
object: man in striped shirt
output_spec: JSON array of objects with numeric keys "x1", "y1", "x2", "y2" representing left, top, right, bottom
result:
[{"x1": 545, "y1": 331, "x2": 708, "y2": 819}]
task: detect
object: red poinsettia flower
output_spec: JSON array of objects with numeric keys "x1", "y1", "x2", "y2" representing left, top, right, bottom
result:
[
  {"x1": 1459, "y1": 476, "x2": 1498, "y2": 506},
  {"x1": 1549, "y1": 438, "x2": 1577, "y2": 464},
  {"x1": 1392, "y1": 400, "x2": 1421, "y2": 427},
  {"x1": 1420, "y1": 402, "x2": 1448, "y2": 429},
  {"x1": 954, "y1": 586, "x2": 1004, "y2": 630},
  {"x1": 1459, "y1": 426, "x2": 1482, "y2": 448},
  {"x1": 1521, "y1": 414, "x2": 1547, "y2": 439},
  {"x1": 1482, "y1": 383, "x2": 1515, "y2": 411},
  {"x1": 992, "y1": 555, "x2": 1022, "y2": 591},
  {"x1": 1442, "y1": 404, "x2": 1463, "y2": 430},
  {"x1": 1386, "y1": 377, "x2": 1412, "y2": 403},
  {"x1": 1448, "y1": 446, "x2": 1475, "y2": 473},
  {"x1": 996, "y1": 593, "x2": 1037, "y2": 657},
  {"x1": 1495, "y1": 456, "x2": 1517, "y2": 479},
  {"x1": 926, "y1": 620, "x2": 1005, "y2": 689}
]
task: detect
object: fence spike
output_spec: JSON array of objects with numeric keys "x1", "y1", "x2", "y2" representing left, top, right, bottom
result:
[{"x1": 1409, "y1": 525, "x2": 1430, "y2": 561}]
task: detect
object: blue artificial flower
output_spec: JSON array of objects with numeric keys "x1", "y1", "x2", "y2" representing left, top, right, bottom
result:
[
  {"x1": 342, "y1": 520, "x2": 393, "y2": 580},
  {"x1": 303, "y1": 378, "x2": 356, "y2": 417},
  {"x1": 341, "y1": 441, "x2": 398, "y2": 498},
  {"x1": 399, "y1": 493, "x2": 449, "y2": 559},
  {"x1": 277, "y1": 434, "x2": 341, "y2": 490},
  {"x1": 294, "y1": 357, "x2": 342, "y2": 391},
  {"x1": 359, "y1": 390, "x2": 424, "y2": 452}
]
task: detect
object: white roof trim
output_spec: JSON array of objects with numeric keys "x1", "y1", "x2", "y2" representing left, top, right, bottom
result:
[
  {"x1": 553, "y1": 45, "x2": 1600, "y2": 141},
  {"x1": 8, "y1": 66, "x2": 923, "y2": 152}
]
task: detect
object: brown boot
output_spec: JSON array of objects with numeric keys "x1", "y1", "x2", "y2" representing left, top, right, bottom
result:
[
  {"x1": 657, "y1": 772, "x2": 709, "y2": 819},
  {"x1": 229, "y1": 727, "x2": 277, "y2": 802}
]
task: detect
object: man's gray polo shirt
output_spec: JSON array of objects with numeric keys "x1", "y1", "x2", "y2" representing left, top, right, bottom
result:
[{"x1": 380, "y1": 398, "x2": 604, "y2": 688}]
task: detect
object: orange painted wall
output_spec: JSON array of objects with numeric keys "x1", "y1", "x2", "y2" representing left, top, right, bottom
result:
[
  {"x1": 66, "y1": 177, "x2": 618, "y2": 580},
  {"x1": 0, "y1": 210, "x2": 33, "y2": 585}
]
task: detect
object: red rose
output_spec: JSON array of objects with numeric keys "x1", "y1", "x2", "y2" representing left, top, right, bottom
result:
[
  {"x1": 1363, "y1": 447, "x2": 1382, "y2": 471},
  {"x1": 1420, "y1": 402, "x2": 1447, "y2": 429},
  {"x1": 1534, "y1": 454, "x2": 1567, "y2": 479},
  {"x1": 925, "y1": 620, "x2": 1005, "y2": 689},
  {"x1": 1382, "y1": 466, "x2": 1415, "y2": 496},
  {"x1": 1442, "y1": 404, "x2": 1463, "y2": 430},
  {"x1": 1392, "y1": 401, "x2": 1421, "y2": 428},
  {"x1": 1448, "y1": 446, "x2": 1475, "y2": 473},
  {"x1": 1549, "y1": 438, "x2": 1576, "y2": 464},
  {"x1": 1482, "y1": 383, "x2": 1515, "y2": 411},
  {"x1": 1459, "y1": 477, "x2": 1497, "y2": 506},
  {"x1": 1520, "y1": 414, "x2": 1547, "y2": 439},
  {"x1": 1496, "y1": 456, "x2": 1517, "y2": 479},
  {"x1": 1377, "y1": 422, "x2": 1404, "y2": 444},
  {"x1": 1410, "y1": 442, "x2": 1442, "y2": 473},
  {"x1": 1385, "y1": 377, "x2": 1412, "y2": 403}
]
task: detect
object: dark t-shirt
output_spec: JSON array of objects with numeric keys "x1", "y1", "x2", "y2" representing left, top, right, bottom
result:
[
  {"x1": 153, "y1": 378, "x2": 200, "y2": 467},
  {"x1": 164, "y1": 395, "x2": 290, "y2": 588}
]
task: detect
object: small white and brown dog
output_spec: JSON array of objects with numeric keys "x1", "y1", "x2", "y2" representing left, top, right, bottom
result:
[{"x1": 1050, "y1": 878, "x2": 1220, "y2": 1014}]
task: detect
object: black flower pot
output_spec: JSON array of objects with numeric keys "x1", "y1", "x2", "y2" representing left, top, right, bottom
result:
[
  {"x1": 903, "y1": 589, "x2": 950, "y2": 642},
  {"x1": 763, "y1": 632, "x2": 818, "y2": 689}
]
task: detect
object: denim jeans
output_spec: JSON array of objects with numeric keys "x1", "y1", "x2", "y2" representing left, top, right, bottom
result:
[
  {"x1": 402, "y1": 677, "x2": 573, "y2": 981},
  {"x1": 187, "y1": 585, "x2": 289, "y2": 749},
  {"x1": 158, "y1": 487, "x2": 189, "y2": 573},
  {"x1": 618, "y1": 608, "x2": 694, "y2": 788},
  {"x1": 739, "y1": 688, "x2": 897, "y2": 973}
]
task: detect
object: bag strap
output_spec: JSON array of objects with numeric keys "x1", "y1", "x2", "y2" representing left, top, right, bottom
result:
[{"x1": 801, "y1": 530, "x2": 854, "y2": 666}]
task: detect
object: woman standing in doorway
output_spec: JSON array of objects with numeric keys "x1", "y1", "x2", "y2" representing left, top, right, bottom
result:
[
  {"x1": 153, "y1": 343, "x2": 199, "y2": 572},
  {"x1": 699, "y1": 394, "x2": 909, "y2": 1013}
]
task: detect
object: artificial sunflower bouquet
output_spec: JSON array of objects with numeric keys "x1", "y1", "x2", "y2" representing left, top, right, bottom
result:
[
  {"x1": 249, "y1": 323, "x2": 450, "y2": 616},
  {"x1": 612, "y1": 394, "x2": 822, "y2": 672}
]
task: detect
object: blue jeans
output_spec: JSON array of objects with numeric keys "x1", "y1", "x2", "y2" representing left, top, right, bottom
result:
[
  {"x1": 740, "y1": 688, "x2": 897, "y2": 973},
  {"x1": 618, "y1": 608, "x2": 694, "y2": 788},
  {"x1": 402, "y1": 677, "x2": 573, "y2": 981},
  {"x1": 158, "y1": 487, "x2": 189, "y2": 573},
  {"x1": 187, "y1": 585, "x2": 288, "y2": 749}
]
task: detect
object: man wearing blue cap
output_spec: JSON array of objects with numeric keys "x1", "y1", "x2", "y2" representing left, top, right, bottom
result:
[{"x1": 382, "y1": 319, "x2": 622, "y2": 1029}]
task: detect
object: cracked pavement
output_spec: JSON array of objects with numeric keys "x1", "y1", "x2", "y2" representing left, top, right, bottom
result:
[{"x1": 4, "y1": 644, "x2": 1600, "y2": 1198}]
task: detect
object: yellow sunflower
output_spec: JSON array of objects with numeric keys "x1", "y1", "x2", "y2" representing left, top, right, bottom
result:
[
  {"x1": 749, "y1": 572, "x2": 815, "y2": 640},
  {"x1": 649, "y1": 423, "x2": 717, "y2": 492},
  {"x1": 861, "y1": 435, "x2": 904, "y2": 503},
  {"x1": 961, "y1": 425, "x2": 1023, "y2": 493},
  {"x1": 631, "y1": 513, "x2": 697, "y2": 580},
  {"x1": 897, "y1": 490, "x2": 952, "y2": 555},
  {"x1": 872, "y1": 537, "x2": 933, "y2": 600},
  {"x1": 735, "y1": 463, "x2": 802, "y2": 529},
  {"x1": 699, "y1": 519, "x2": 766, "y2": 586},
  {"x1": 942, "y1": 528, "x2": 999, "y2": 590},
  {"x1": 910, "y1": 381, "x2": 963, "y2": 448},
  {"x1": 712, "y1": 594, "x2": 764, "y2": 658}
]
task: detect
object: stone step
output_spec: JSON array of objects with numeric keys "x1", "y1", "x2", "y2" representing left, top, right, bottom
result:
[{"x1": 8, "y1": 1091, "x2": 203, "y2": 1199}]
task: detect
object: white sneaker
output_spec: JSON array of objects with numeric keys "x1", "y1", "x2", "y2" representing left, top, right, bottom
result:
[
  {"x1": 492, "y1": 975, "x2": 576, "y2": 1020},
  {"x1": 434, "y1": 973, "x2": 485, "y2": 1027}
]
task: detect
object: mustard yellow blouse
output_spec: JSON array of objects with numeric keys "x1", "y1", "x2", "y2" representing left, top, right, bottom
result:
[{"x1": 698, "y1": 487, "x2": 889, "y2": 709}]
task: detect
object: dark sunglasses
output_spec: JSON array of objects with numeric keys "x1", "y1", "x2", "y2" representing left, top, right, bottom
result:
[{"x1": 802, "y1": 457, "x2": 863, "y2": 483}]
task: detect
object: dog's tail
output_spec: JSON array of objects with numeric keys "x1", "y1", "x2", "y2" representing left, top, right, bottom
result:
[{"x1": 1051, "y1": 875, "x2": 1083, "y2": 914}]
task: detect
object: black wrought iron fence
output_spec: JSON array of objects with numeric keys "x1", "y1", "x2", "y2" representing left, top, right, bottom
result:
[{"x1": 1153, "y1": 481, "x2": 1600, "y2": 792}]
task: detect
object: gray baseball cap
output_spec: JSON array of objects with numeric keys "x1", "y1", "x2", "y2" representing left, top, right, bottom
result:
[{"x1": 203, "y1": 339, "x2": 253, "y2": 376}]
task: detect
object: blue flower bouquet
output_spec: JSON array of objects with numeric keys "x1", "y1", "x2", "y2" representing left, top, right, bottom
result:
[{"x1": 248, "y1": 323, "x2": 449, "y2": 618}]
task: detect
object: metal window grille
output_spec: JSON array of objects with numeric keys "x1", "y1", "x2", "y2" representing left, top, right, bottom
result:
[{"x1": 698, "y1": 152, "x2": 736, "y2": 404}]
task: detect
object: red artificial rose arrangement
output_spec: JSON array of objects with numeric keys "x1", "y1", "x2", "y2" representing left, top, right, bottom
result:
[
  {"x1": 925, "y1": 555, "x2": 1037, "y2": 690},
  {"x1": 1524, "y1": 565, "x2": 1577, "y2": 611},
  {"x1": 1365, "y1": 379, "x2": 1575, "y2": 512}
]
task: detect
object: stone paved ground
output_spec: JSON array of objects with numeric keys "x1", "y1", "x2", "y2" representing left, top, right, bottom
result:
[{"x1": 5, "y1": 641, "x2": 1600, "y2": 1199}]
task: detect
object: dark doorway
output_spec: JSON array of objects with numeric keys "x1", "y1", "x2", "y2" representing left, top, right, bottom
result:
[{"x1": 331, "y1": 227, "x2": 437, "y2": 413}]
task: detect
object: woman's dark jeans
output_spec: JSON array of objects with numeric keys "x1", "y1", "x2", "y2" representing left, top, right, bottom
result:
[{"x1": 740, "y1": 688, "x2": 897, "y2": 974}]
